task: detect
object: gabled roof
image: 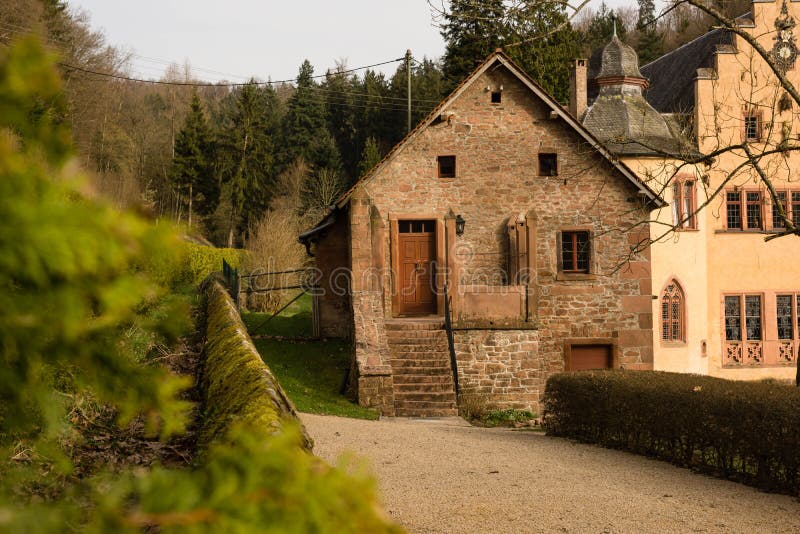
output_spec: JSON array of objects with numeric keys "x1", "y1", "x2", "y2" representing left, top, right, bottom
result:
[{"x1": 337, "y1": 49, "x2": 665, "y2": 209}]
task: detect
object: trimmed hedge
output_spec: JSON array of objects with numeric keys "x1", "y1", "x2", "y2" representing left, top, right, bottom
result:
[{"x1": 543, "y1": 370, "x2": 800, "y2": 495}]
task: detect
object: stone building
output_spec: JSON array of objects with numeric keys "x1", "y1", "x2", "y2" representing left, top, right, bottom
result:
[
  {"x1": 571, "y1": 0, "x2": 800, "y2": 382},
  {"x1": 301, "y1": 51, "x2": 663, "y2": 416}
]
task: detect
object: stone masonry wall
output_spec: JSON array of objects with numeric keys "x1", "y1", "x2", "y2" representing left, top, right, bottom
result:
[
  {"x1": 313, "y1": 214, "x2": 351, "y2": 338},
  {"x1": 454, "y1": 329, "x2": 541, "y2": 411},
  {"x1": 359, "y1": 60, "x2": 654, "y2": 407}
]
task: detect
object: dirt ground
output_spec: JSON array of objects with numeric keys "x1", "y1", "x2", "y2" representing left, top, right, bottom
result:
[{"x1": 302, "y1": 413, "x2": 800, "y2": 534}]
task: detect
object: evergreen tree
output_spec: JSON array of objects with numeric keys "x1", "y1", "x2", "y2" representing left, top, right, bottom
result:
[
  {"x1": 635, "y1": 0, "x2": 664, "y2": 64},
  {"x1": 217, "y1": 82, "x2": 280, "y2": 246},
  {"x1": 358, "y1": 136, "x2": 382, "y2": 178},
  {"x1": 171, "y1": 92, "x2": 217, "y2": 227},
  {"x1": 322, "y1": 66, "x2": 359, "y2": 181},
  {"x1": 581, "y1": 3, "x2": 628, "y2": 56},
  {"x1": 505, "y1": 3, "x2": 581, "y2": 104},
  {"x1": 280, "y1": 60, "x2": 341, "y2": 173},
  {"x1": 441, "y1": 0, "x2": 506, "y2": 91}
]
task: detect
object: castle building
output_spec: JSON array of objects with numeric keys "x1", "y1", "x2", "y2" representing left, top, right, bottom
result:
[{"x1": 574, "y1": 0, "x2": 800, "y2": 381}]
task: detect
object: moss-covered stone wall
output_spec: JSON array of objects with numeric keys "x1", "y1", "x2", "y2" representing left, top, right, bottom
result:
[{"x1": 201, "y1": 280, "x2": 312, "y2": 450}]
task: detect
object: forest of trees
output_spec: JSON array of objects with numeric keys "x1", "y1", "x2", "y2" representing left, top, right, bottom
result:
[{"x1": 0, "y1": 0, "x2": 754, "y2": 249}]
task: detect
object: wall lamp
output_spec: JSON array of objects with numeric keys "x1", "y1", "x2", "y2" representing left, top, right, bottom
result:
[{"x1": 455, "y1": 214, "x2": 466, "y2": 235}]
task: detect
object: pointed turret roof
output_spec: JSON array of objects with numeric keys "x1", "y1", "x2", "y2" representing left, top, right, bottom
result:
[{"x1": 582, "y1": 34, "x2": 697, "y2": 158}]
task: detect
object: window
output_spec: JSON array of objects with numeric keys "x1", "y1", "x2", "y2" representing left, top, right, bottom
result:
[
  {"x1": 744, "y1": 111, "x2": 763, "y2": 141},
  {"x1": 772, "y1": 191, "x2": 788, "y2": 229},
  {"x1": 777, "y1": 294, "x2": 794, "y2": 340},
  {"x1": 661, "y1": 281, "x2": 685, "y2": 342},
  {"x1": 726, "y1": 190, "x2": 763, "y2": 230},
  {"x1": 560, "y1": 231, "x2": 590, "y2": 273},
  {"x1": 538, "y1": 153, "x2": 558, "y2": 176},
  {"x1": 491, "y1": 91, "x2": 502, "y2": 103},
  {"x1": 437, "y1": 155, "x2": 456, "y2": 178},
  {"x1": 724, "y1": 294, "x2": 763, "y2": 341},
  {"x1": 726, "y1": 191, "x2": 742, "y2": 229},
  {"x1": 672, "y1": 179, "x2": 696, "y2": 229},
  {"x1": 771, "y1": 190, "x2": 800, "y2": 229}
]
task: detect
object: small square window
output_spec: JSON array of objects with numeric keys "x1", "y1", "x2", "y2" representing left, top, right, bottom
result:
[
  {"x1": 491, "y1": 91, "x2": 502, "y2": 103},
  {"x1": 560, "y1": 231, "x2": 590, "y2": 273},
  {"x1": 539, "y1": 153, "x2": 558, "y2": 176},
  {"x1": 744, "y1": 112, "x2": 762, "y2": 141},
  {"x1": 438, "y1": 155, "x2": 456, "y2": 178}
]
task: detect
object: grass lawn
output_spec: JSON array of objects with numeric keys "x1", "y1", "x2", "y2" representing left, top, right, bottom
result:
[{"x1": 242, "y1": 295, "x2": 378, "y2": 420}]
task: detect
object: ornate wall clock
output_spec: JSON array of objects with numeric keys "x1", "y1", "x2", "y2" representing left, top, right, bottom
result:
[{"x1": 772, "y1": 0, "x2": 798, "y2": 72}]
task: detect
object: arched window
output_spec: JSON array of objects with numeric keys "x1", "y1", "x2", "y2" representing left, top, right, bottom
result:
[{"x1": 661, "y1": 281, "x2": 685, "y2": 342}]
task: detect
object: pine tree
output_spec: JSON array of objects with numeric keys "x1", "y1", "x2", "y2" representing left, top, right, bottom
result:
[
  {"x1": 358, "y1": 136, "x2": 382, "y2": 178},
  {"x1": 505, "y1": 3, "x2": 581, "y2": 104},
  {"x1": 581, "y1": 3, "x2": 628, "y2": 56},
  {"x1": 322, "y1": 66, "x2": 359, "y2": 181},
  {"x1": 171, "y1": 92, "x2": 217, "y2": 227},
  {"x1": 441, "y1": 0, "x2": 506, "y2": 91},
  {"x1": 216, "y1": 82, "x2": 280, "y2": 246},
  {"x1": 280, "y1": 60, "x2": 341, "y2": 173},
  {"x1": 635, "y1": 0, "x2": 663, "y2": 64}
]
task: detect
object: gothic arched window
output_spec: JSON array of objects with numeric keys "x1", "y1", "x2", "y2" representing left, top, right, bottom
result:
[{"x1": 661, "y1": 281, "x2": 685, "y2": 342}]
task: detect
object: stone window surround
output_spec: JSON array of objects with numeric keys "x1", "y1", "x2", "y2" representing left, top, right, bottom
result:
[
  {"x1": 555, "y1": 227, "x2": 596, "y2": 281},
  {"x1": 724, "y1": 188, "x2": 765, "y2": 231},
  {"x1": 671, "y1": 175, "x2": 698, "y2": 231},
  {"x1": 660, "y1": 278, "x2": 687, "y2": 345},
  {"x1": 721, "y1": 291, "x2": 800, "y2": 368},
  {"x1": 563, "y1": 338, "x2": 619, "y2": 370},
  {"x1": 769, "y1": 189, "x2": 800, "y2": 230},
  {"x1": 743, "y1": 107, "x2": 764, "y2": 142}
]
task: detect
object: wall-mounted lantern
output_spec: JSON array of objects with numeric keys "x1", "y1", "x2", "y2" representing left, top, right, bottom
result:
[{"x1": 455, "y1": 214, "x2": 466, "y2": 235}]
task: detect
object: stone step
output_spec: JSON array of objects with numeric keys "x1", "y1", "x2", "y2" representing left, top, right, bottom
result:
[
  {"x1": 394, "y1": 399, "x2": 457, "y2": 415},
  {"x1": 394, "y1": 407, "x2": 459, "y2": 418},
  {"x1": 389, "y1": 349, "x2": 450, "y2": 362},
  {"x1": 394, "y1": 391, "x2": 457, "y2": 403},
  {"x1": 393, "y1": 382, "x2": 454, "y2": 393},
  {"x1": 384, "y1": 321, "x2": 444, "y2": 331},
  {"x1": 386, "y1": 331, "x2": 445, "y2": 341},
  {"x1": 392, "y1": 374, "x2": 454, "y2": 385},
  {"x1": 387, "y1": 341, "x2": 448, "y2": 351},
  {"x1": 390, "y1": 358, "x2": 452, "y2": 370}
]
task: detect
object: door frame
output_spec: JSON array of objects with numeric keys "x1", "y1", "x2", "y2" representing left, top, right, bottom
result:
[
  {"x1": 389, "y1": 213, "x2": 445, "y2": 317},
  {"x1": 563, "y1": 338, "x2": 618, "y2": 370}
]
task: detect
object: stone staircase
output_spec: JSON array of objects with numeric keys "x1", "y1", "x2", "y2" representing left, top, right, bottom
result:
[{"x1": 385, "y1": 320, "x2": 458, "y2": 417}]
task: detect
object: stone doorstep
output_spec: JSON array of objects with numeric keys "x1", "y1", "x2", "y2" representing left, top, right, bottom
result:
[
  {"x1": 388, "y1": 350, "x2": 450, "y2": 359},
  {"x1": 384, "y1": 321, "x2": 444, "y2": 331},
  {"x1": 385, "y1": 331, "x2": 445, "y2": 340},
  {"x1": 394, "y1": 400, "x2": 457, "y2": 411}
]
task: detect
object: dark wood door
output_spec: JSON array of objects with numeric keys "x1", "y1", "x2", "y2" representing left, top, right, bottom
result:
[
  {"x1": 398, "y1": 221, "x2": 436, "y2": 315},
  {"x1": 567, "y1": 344, "x2": 612, "y2": 371}
]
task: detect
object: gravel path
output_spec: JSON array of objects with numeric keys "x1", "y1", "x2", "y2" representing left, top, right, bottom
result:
[{"x1": 301, "y1": 413, "x2": 800, "y2": 533}]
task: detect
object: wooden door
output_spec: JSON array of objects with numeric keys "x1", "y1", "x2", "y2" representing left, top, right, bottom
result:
[
  {"x1": 398, "y1": 220, "x2": 436, "y2": 315},
  {"x1": 567, "y1": 344, "x2": 612, "y2": 371}
]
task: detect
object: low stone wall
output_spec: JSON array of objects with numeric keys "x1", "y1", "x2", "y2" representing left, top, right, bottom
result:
[
  {"x1": 201, "y1": 279, "x2": 312, "y2": 449},
  {"x1": 454, "y1": 329, "x2": 542, "y2": 412}
]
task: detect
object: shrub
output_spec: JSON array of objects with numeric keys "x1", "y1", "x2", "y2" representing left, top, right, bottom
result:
[{"x1": 543, "y1": 370, "x2": 800, "y2": 495}]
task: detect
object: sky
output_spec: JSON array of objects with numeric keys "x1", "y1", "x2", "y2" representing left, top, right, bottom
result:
[
  {"x1": 68, "y1": 0, "x2": 634, "y2": 84},
  {"x1": 67, "y1": 1, "x2": 447, "y2": 83}
]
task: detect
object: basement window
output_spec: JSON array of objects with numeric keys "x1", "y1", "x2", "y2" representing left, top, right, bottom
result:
[
  {"x1": 538, "y1": 153, "x2": 558, "y2": 176},
  {"x1": 491, "y1": 91, "x2": 502, "y2": 103},
  {"x1": 438, "y1": 155, "x2": 456, "y2": 178}
]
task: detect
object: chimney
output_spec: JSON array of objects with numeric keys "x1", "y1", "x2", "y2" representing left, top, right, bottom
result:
[{"x1": 569, "y1": 58, "x2": 588, "y2": 119}]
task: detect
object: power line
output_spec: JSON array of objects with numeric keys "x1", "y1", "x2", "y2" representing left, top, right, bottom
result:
[{"x1": 58, "y1": 57, "x2": 406, "y2": 88}]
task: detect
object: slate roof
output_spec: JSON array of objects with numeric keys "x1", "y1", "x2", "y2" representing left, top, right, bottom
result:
[
  {"x1": 582, "y1": 35, "x2": 699, "y2": 158},
  {"x1": 640, "y1": 28, "x2": 735, "y2": 114}
]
